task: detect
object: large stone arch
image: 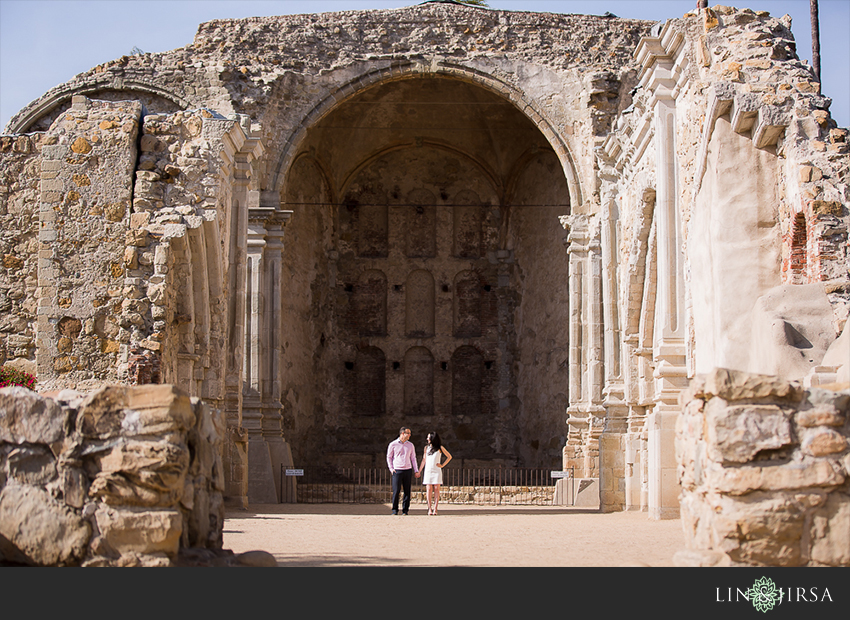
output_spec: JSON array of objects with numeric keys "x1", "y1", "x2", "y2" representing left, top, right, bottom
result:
[
  {"x1": 5, "y1": 79, "x2": 190, "y2": 134},
  {"x1": 269, "y1": 62, "x2": 583, "y2": 209},
  {"x1": 272, "y1": 66, "x2": 573, "y2": 469}
]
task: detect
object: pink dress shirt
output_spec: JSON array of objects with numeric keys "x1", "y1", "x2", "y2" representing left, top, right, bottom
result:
[{"x1": 386, "y1": 439, "x2": 419, "y2": 473}]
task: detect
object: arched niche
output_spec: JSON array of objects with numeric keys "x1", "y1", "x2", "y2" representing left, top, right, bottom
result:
[
  {"x1": 451, "y1": 345, "x2": 483, "y2": 417},
  {"x1": 404, "y1": 346, "x2": 434, "y2": 417},
  {"x1": 405, "y1": 188, "x2": 437, "y2": 258},
  {"x1": 453, "y1": 270, "x2": 482, "y2": 338},
  {"x1": 340, "y1": 188, "x2": 388, "y2": 258},
  {"x1": 355, "y1": 346, "x2": 386, "y2": 416},
  {"x1": 272, "y1": 72, "x2": 574, "y2": 467},
  {"x1": 354, "y1": 270, "x2": 387, "y2": 337},
  {"x1": 453, "y1": 190, "x2": 484, "y2": 258},
  {"x1": 269, "y1": 66, "x2": 583, "y2": 211},
  {"x1": 9, "y1": 86, "x2": 187, "y2": 134},
  {"x1": 406, "y1": 269, "x2": 435, "y2": 338}
]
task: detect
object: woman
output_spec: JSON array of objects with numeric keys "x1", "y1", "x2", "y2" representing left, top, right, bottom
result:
[{"x1": 419, "y1": 431, "x2": 452, "y2": 515}]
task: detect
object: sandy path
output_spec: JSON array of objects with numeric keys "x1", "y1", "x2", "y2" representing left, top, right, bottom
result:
[{"x1": 223, "y1": 503, "x2": 686, "y2": 567}]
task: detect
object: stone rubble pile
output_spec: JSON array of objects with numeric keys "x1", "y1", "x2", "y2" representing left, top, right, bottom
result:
[
  {"x1": 0, "y1": 384, "x2": 274, "y2": 566},
  {"x1": 675, "y1": 368, "x2": 849, "y2": 566}
]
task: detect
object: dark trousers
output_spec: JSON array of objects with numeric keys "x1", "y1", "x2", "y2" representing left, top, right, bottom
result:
[{"x1": 391, "y1": 469, "x2": 413, "y2": 513}]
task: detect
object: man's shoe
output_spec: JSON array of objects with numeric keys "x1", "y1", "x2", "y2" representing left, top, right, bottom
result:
[
  {"x1": 402, "y1": 512, "x2": 408, "y2": 516},
  {"x1": 392, "y1": 510, "x2": 398, "y2": 515}
]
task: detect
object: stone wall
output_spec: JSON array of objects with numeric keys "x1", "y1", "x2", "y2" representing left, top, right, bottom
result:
[
  {"x1": 35, "y1": 97, "x2": 141, "y2": 393},
  {"x1": 0, "y1": 134, "x2": 43, "y2": 377},
  {"x1": 595, "y1": 4, "x2": 850, "y2": 516},
  {"x1": 0, "y1": 383, "x2": 268, "y2": 567},
  {"x1": 675, "y1": 368, "x2": 849, "y2": 566},
  {"x1": 4, "y1": 5, "x2": 655, "y2": 213}
]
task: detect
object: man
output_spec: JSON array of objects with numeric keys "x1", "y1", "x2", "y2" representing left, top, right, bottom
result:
[{"x1": 386, "y1": 427, "x2": 420, "y2": 515}]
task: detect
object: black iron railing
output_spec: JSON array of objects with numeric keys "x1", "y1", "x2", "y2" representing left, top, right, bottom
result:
[{"x1": 280, "y1": 465, "x2": 574, "y2": 506}]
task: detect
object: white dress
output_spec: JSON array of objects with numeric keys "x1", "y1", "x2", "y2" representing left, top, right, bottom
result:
[{"x1": 422, "y1": 448, "x2": 443, "y2": 485}]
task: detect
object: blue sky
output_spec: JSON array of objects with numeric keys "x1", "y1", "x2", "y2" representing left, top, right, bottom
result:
[{"x1": 1, "y1": 0, "x2": 848, "y2": 130}]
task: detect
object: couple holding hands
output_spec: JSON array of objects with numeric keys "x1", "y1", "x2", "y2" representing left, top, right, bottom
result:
[{"x1": 386, "y1": 427, "x2": 453, "y2": 516}]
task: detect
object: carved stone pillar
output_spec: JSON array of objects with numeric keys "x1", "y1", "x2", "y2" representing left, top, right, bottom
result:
[
  {"x1": 637, "y1": 30, "x2": 688, "y2": 520},
  {"x1": 563, "y1": 215, "x2": 605, "y2": 483},
  {"x1": 243, "y1": 199, "x2": 294, "y2": 504},
  {"x1": 259, "y1": 198, "x2": 295, "y2": 502},
  {"x1": 222, "y1": 116, "x2": 263, "y2": 509},
  {"x1": 599, "y1": 199, "x2": 629, "y2": 512}
]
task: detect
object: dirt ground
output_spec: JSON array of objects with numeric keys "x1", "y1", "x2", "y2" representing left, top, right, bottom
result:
[{"x1": 223, "y1": 502, "x2": 686, "y2": 567}]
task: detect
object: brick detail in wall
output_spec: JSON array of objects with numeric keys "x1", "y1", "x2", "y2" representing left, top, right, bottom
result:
[
  {"x1": 127, "y1": 345, "x2": 161, "y2": 385},
  {"x1": 789, "y1": 212, "x2": 808, "y2": 284}
]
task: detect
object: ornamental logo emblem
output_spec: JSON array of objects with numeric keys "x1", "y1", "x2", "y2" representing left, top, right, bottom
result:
[{"x1": 746, "y1": 577, "x2": 783, "y2": 613}]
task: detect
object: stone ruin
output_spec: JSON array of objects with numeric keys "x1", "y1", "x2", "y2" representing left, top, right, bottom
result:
[
  {"x1": 0, "y1": 384, "x2": 274, "y2": 566},
  {"x1": 0, "y1": 3, "x2": 848, "y2": 565},
  {"x1": 676, "y1": 368, "x2": 848, "y2": 566}
]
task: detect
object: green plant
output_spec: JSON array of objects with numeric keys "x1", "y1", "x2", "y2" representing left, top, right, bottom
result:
[{"x1": 0, "y1": 365, "x2": 36, "y2": 390}]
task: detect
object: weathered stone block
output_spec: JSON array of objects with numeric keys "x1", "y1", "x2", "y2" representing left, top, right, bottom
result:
[
  {"x1": 797, "y1": 407, "x2": 846, "y2": 427},
  {"x1": 0, "y1": 386, "x2": 65, "y2": 445},
  {"x1": 703, "y1": 368, "x2": 803, "y2": 402},
  {"x1": 0, "y1": 484, "x2": 91, "y2": 566},
  {"x1": 704, "y1": 399, "x2": 793, "y2": 463},
  {"x1": 78, "y1": 384, "x2": 195, "y2": 440},
  {"x1": 4, "y1": 445, "x2": 57, "y2": 486},
  {"x1": 716, "y1": 496, "x2": 806, "y2": 566},
  {"x1": 708, "y1": 460, "x2": 845, "y2": 495},
  {"x1": 801, "y1": 429, "x2": 848, "y2": 456},
  {"x1": 92, "y1": 505, "x2": 182, "y2": 558},
  {"x1": 86, "y1": 438, "x2": 190, "y2": 507},
  {"x1": 61, "y1": 466, "x2": 89, "y2": 509},
  {"x1": 809, "y1": 493, "x2": 850, "y2": 566}
]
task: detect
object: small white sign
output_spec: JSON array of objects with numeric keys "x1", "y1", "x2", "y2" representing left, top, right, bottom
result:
[
  {"x1": 285, "y1": 469, "x2": 304, "y2": 476},
  {"x1": 550, "y1": 471, "x2": 572, "y2": 478}
]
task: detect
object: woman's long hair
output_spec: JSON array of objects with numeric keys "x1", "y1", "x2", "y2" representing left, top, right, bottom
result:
[{"x1": 426, "y1": 432, "x2": 442, "y2": 455}]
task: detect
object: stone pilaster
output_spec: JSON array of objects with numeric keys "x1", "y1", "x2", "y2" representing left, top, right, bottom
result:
[
  {"x1": 636, "y1": 26, "x2": 688, "y2": 520},
  {"x1": 243, "y1": 197, "x2": 294, "y2": 504},
  {"x1": 222, "y1": 116, "x2": 263, "y2": 509},
  {"x1": 599, "y1": 199, "x2": 629, "y2": 511},
  {"x1": 563, "y1": 214, "x2": 605, "y2": 482}
]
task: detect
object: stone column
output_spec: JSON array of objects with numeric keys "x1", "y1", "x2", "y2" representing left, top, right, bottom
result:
[
  {"x1": 243, "y1": 213, "x2": 276, "y2": 503},
  {"x1": 640, "y1": 33, "x2": 688, "y2": 520},
  {"x1": 243, "y1": 199, "x2": 294, "y2": 504},
  {"x1": 563, "y1": 214, "x2": 605, "y2": 495},
  {"x1": 222, "y1": 117, "x2": 262, "y2": 509},
  {"x1": 599, "y1": 200, "x2": 629, "y2": 512},
  {"x1": 259, "y1": 199, "x2": 295, "y2": 502}
]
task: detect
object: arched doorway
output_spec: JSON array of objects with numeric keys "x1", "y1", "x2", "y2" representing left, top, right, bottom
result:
[{"x1": 280, "y1": 75, "x2": 571, "y2": 469}]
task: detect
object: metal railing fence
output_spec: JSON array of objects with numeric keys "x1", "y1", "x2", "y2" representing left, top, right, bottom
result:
[{"x1": 280, "y1": 465, "x2": 574, "y2": 506}]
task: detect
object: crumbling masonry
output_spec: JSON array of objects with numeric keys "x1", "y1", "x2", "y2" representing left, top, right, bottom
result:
[{"x1": 1, "y1": 3, "x2": 848, "y2": 564}]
